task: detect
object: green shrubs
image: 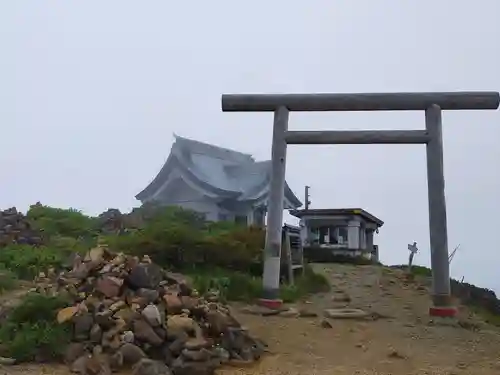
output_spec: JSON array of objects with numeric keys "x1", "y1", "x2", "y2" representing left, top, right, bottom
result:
[
  {"x1": 106, "y1": 207, "x2": 264, "y2": 274},
  {"x1": 8, "y1": 293, "x2": 69, "y2": 322},
  {"x1": 0, "y1": 267, "x2": 18, "y2": 293},
  {"x1": 0, "y1": 204, "x2": 329, "y2": 304},
  {"x1": 0, "y1": 244, "x2": 64, "y2": 280},
  {"x1": 0, "y1": 293, "x2": 72, "y2": 362},
  {"x1": 391, "y1": 264, "x2": 433, "y2": 277},
  {"x1": 303, "y1": 248, "x2": 375, "y2": 265},
  {"x1": 189, "y1": 265, "x2": 330, "y2": 304},
  {"x1": 0, "y1": 235, "x2": 95, "y2": 281},
  {"x1": 190, "y1": 269, "x2": 263, "y2": 302},
  {"x1": 48, "y1": 235, "x2": 95, "y2": 256},
  {"x1": 409, "y1": 265, "x2": 433, "y2": 277},
  {"x1": 27, "y1": 204, "x2": 98, "y2": 239},
  {"x1": 0, "y1": 205, "x2": 100, "y2": 281},
  {"x1": 470, "y1": 305, "x2": 500, "y2": 327},
  {"x1": 280, "y1": 265, "x2": 331, "y2": 303},
  {"x1": 200, "y1": 224, "x2": 264, "y2": 272}
]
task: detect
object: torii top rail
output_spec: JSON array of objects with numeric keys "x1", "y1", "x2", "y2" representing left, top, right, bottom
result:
[
  {"x1": 222, "y1": 92, "x2": 499, "y2": 111},
  {"x1": 221, "y1": 91, "x2": 500, "y2": 316}
]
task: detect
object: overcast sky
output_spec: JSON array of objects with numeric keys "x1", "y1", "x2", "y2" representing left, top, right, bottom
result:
[{"x1": 1, "y1": 1, "x2": 499, "y2": 291}]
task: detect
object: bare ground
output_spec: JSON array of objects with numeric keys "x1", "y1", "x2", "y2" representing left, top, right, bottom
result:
[{"x1": 3, "y1": 263, "x2": 500, "y2": 375}]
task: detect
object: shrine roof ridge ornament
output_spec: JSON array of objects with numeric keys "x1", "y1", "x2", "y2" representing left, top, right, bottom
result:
[{"x1": 222, "y1": 91, "x2": 500, "y2": 112}]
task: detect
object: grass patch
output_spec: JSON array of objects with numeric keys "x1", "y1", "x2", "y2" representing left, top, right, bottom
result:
[
  {"x1": 189, "y1": 268, "x2": 263, "y2": 303},
  {"x1": 104, "y1": 208, "x2": 265, "y2": 274},
  {"x1": 27, "y1": 204, "x2": 98, "y2": 239},
  {"x1": 280, "y1": 265, "x2": 331, "y2": 302},
  {"x1": 48, "y1": 235, "x2": 96, "y2": 256},
  {"x1": 470, "y1": 305, "x2": 500, "y2": 327},
  {"x1": 409, "y1": 265, "x2": 432, "y2": 277},
  {"x1": 0, "y1": 267, "x2": 18, "y2": 293},
  {"x1": 0, "y1": 245, "x2": 64, "y2": 280},
  {"x1": 189, "y1": 264, "x2": 330, "y2": 304},
  {"x1": 0, "y1": 293, "x2": 72, "y2": 362},
  {"x1": 303, "y1": 249, "x2": 375, "y2": 265},
  {"x1": 392, "y1": 264, "x2": 500, "y2": 326},
  {"x1": 391, "y1": 264, "x2": 432, "y2": 277}
]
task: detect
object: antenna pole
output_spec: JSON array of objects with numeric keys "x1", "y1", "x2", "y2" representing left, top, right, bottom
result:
[{"x1": 305, "y1": 186, "x2": 311, "y2": 210}]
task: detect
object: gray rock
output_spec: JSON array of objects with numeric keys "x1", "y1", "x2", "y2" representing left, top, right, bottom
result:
[
  {"x1": 70, "y1": 355, "x2": 90, "y2": 374},
  {"x1": 279, "y1": 307, "x2": 300, "y2": 318},
  {"x1": 0, "y1": 206, "x2": 44, "y2": 247},
  {"x1": 164, "y1": 272, "x2": 192, "y2": 295},
  {"x1": 0, "y1": 356, "x2": 16, "y2": 365},
  {"x1": 142, "y1": 304, "x2": 162, "y2": 327},
  {"x1": 120, "y1": 343, "x2": 147, "y2": 365},
  {"x1": 89, "y1": 324, "x2": 103, "y2": 343},
  {"x1": 64, "y1": 342, "x2": 86, "y2": 365},
  {"x1": 133, "y1": 358, "x2": 172, "y2": 375},
  {"x1": 212, "y1": 347, "x2": 230, "y2": 363},
  {"x1": 153, "y1": 326, "x2": 167, "y2": 340},
  {"x1": 320, "y1": 319, "x2": 333, "y2": 328},
  {"x1": 170, "y1": 356, "x2": 217, "y2": 375},
  {"x1": 122, "y1": 330, "x2": 135, "y2": 343},
  {"x1": 137, "y1": 288, "x2": 160, "y2": 303},
  {"x1": 181, "y1": 348, "x2": 211, "y2": 362},
  {"x1": 133, "y1": 319, "x2": 163, "y2": 346},
  {"x1": 168, "y1": 334, "x2": 188, "y2": 356},
  {"x1": 184, "y1": 338, "x2": 210, "y2": 351},
  {"x1": 323, "y1": 308, "x2": 369, "y2": 320},
  {"x1": 127, "y1": 264, "x2": 163, "y2": 290},
  {"x1": 73, "y1": 313, "x2": 95, "y2": 340},
  {"x1": 95, "y1": 310, "x2": 115, "y2": 329},
  {"x1": 109, "y1": 351, "x2": 124, "y2": 371}
]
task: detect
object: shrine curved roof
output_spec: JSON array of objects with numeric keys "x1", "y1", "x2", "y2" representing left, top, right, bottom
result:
[{"x1": 136, "y1": 135, "x2": 302, "y2": 208}]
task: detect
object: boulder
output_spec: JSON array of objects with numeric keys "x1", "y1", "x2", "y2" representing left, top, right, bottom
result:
[{"x1": 0, "y1": 206, "x2": 44, "y2": 247}]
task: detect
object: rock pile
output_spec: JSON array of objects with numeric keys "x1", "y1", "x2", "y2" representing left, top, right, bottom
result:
[
  {"x1": 98, "y1": 209, "x2": 125, "y2": 234},
  {"x1": 0, "y1": 207, "x2": 43, "y2": 247},
  {"x1": 38, "y1": 242, "x2": 266, "y2": 375},
  {"x1": 98, "y1": 207, "x2": 150, "y2": 235}
]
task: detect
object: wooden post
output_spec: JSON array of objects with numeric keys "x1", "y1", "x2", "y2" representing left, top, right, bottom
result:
[
  {"x1": 299, "y1": 237, "x2": 305, "y2": 276},
  {"x1": 407, "y1": 242, "x2": 418, "y2": 274},
  {"x1": 284, "y1": 231, "x2": 294, "y2": 286}
]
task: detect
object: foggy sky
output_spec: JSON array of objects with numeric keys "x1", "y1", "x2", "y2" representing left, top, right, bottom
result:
[{"x1": 1, "y1": 1, "x2": 499, "y2": 291}]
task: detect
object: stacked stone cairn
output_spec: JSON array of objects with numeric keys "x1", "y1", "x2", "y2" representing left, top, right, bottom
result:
[
  {"x1": 97, "y1": 209, "x2": 125, "y2": 235},
  {"x1": 38, "y1": 241, "x2": 267, "y2": 375},
  {"x1": 0, "y1": 207, "x2": 43, "y2": 247},
  {"x1": 98, "y1": 208, "x2": 149, "y2": 235}
]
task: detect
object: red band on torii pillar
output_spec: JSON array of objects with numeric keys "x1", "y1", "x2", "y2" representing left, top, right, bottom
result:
[
  {"x1": 258, "y1": 298, "x2": 283, "y2": 310},
  {"x1": 429, "y1": 306, "x2": 457, "y2": 317}
]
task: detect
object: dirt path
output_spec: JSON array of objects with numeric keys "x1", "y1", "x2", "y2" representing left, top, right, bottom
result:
[
  {"x1": 220, "y1": 264, "x2": 500, "y2": 374},
  {"x1": 3, "y1": 264, "x2": 500, "y2": 375},
  {"x1": 0, "y1": 282, "x2": 33, "y2": 306}
]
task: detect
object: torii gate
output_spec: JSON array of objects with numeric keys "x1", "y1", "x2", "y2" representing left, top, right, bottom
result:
[{"x1": 221, "y1": 91, "x2": 500, "y2": 317}]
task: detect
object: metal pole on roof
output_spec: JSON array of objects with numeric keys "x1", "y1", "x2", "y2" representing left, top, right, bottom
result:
[
  {"x1": 304, "y1": 186, "x2": 311, "y2": 210},
  {"x1": 261, "y1": 106, "x2": 289, "y2": 304}
]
